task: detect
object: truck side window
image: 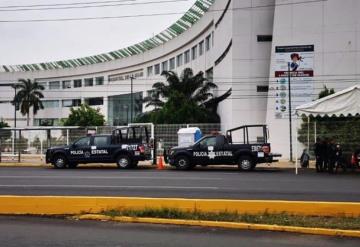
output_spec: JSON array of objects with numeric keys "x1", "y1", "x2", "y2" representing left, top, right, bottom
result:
[
  {"x1": 74, "y1": 137, "x2": 90, "y2": 147},
  {"x1": 216, "y1": 136, "x2": 226, "y2": 146},
  {"x1": 199, "y1": 137, "x2": 217, "y2": 148},
  {"x1": 93, "y1": 136, "x2": 109, "y2": 146}
]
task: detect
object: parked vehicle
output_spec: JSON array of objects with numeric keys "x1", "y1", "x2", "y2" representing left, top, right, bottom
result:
[
  {"x1": 167, "y1": 125, "x2": 281, "y2": 170},
  {"x1": 46, "y1": 126, "x2": 152, "y2": 169}
]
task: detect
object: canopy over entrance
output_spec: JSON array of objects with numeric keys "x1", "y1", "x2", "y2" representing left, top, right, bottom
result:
[{"x1": 295, "y1": 85, "x2": 360, "y2": 117}]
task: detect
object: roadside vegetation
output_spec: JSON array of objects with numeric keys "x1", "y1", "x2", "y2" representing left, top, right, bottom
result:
[{"x1": 100, "y1": 208, "x2": 360, "y2": 230}]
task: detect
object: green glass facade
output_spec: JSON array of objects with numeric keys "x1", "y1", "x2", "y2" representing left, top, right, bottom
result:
[{"x1": 108, "y1": 93, "x2": 143, "y2": 126}]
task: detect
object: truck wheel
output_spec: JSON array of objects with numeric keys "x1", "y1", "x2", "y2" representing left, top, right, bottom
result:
[
  {"x1": 52, "y1": 154, "x2": 68, "y2": 169},
  {"x1": 238, "y1": 156, "x2": 254, "y2": 171},
  {"x1": 116, "y1": 155, "x2": 132, "y2": 169},
  {"x1": 175, "y1": 156, "x2": 192, "y2": 170},
  {"x1": 68, "y1": 163, "x2": 78, "y2": 169},
  {"x1": 131, "y1": 160, "x2": 139, "y2": 168}
]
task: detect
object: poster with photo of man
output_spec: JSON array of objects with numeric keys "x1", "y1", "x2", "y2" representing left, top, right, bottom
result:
[{"x1": 273, "y1": 45, "x2": 314, "y2": 119}]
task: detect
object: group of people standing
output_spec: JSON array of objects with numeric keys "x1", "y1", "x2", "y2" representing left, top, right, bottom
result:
[{"x1": 314, "y1": 138, "x2": 345, "y2": 173}]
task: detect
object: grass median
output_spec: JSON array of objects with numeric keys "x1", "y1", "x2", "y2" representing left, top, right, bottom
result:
[{"x1": 100, "y1": 208, "x2": 360, "y2": 230}]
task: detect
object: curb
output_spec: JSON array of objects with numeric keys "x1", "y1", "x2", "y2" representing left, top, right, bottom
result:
[
  {"x1": 76, "y1": 214, "x2": 360, "y2": 238},
  {"x1": 0, "y1": 196, "x2": 360, "y2": 217}
]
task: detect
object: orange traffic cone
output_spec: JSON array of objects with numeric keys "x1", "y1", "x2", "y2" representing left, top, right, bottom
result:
[{"x1": 157, "y1": 156, "x2": 165, "y2": 170}]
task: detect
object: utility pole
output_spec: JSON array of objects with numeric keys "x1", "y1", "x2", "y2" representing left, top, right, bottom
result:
[
  {"x1": 14, "y1": 86, "x2": 17, "y2": 128},
  {"x1": 130, "y1": 75, "x2": 134, "y2": 123},
  {"x1": 288, "y1": 62, "x2": 293, "y2": 162}
]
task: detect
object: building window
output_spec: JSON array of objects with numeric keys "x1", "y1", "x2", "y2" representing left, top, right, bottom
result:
[
  {"x1": 192, "y1": 45, "x2": 197, "y2": 60},
  {"x1": 199, "y1": 41, "x2": 204, "y2": 56},
  {"x1": 184, "y1": 50, "x2": 190, "y2": 64},
  {"x1": 34, "y1": 118, "x2": 60, "y2": 126},
  {"x1": 84, "y1": 78, "x2": 93, "y2": 87},
  {"x1": 206, "y1": 67, "x2": 213, "y2": 82},
  {"x1": 49, "y1": 81, "x2": 60, "y2": 90},
  {"x1": 74, "y1": 79, "x2": 82, "y2": 88},
  {"x1": 42, "y1": 100, "x2": 59, "y2": 108},
  {"x1": 169, "y1": 58, "x2": 175, "y2": 70},
  {"x1": 72, "y1": 99, "x2": 81, "y2": 106},
  {"x1": 95, "y1": 76, "x2": 104, "y2": 86},
  {"x1": 62, "y1": 80, "x2": 71, "y2": 89},
  {"x1": 62, "y1": 100, "x2": 73, "y2": 107},
  {"x1": 147, "y1": 66, "x2": 153, "y2": 76},
  {"x1": 62, "y1": 99, "x2": 81, "y2": 107},
  {"x1": 257, "y1": 35, "x2": 273, "y2": 42},
  {"x1": 212, "y1": 31, "x2": 214, "y2": 46},
  {"x1": 257, "y1": 85, "x2": 269, "y2": 92},
  {"x1": 177, "y1": 54, "x2": 183, "y2": 67},
  {"x1": 162, "y1": 61, "x2": 168, "y2": 72},
  {"x1": 85, "y1": 97, "x2": 103, "y2": 106},
  {"x1": 206, "y1": 35, "x2": 211, "y2": 51},
  {"x1": 154, "y1": 64, "x2": 160, "y2": 75}
]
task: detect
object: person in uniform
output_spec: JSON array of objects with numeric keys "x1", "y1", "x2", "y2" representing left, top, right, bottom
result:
[
  {"x1": 328, "y1": 138, "x2": 337, "y2": 174},
  {"x1": 314, "y1": 138, "x2": 322, "y2": 172}
]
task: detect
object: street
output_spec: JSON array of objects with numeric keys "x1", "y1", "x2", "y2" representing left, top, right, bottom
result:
[
  {"x1": 0, "y1": 216, "x2": 358, "y2": 247},
  {"x1": 0, "y1": 167, "x2": 358, "y2": 201}
]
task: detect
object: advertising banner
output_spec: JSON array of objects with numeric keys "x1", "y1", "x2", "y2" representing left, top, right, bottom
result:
[{"x1": 273, "y1": 45, "x2": 314, "y2": 119}]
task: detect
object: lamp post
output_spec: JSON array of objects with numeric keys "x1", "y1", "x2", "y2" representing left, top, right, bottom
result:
[
  {"x1": 123, "y1": 105, "x2": 129, "y2": 124},
  {"x1": 288, "y1": 62, "x2": 293, "y2": 162},
  {"x1": 130, "y1": 75, "x2": 134, "y2": 123}
]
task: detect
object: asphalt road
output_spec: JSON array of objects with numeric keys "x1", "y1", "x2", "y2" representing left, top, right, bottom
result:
[
  {"x1": 0, "y1": 216, "x2": 359, "y2": 247},
  {"x1": 0, "y1": 167, "x2": 358, "y2": 201}
]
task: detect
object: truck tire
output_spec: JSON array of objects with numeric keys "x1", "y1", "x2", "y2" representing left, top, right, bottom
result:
[
  {"x1": 116, "y1": 155, "x2": 132, "y2": 169},
  {"x1": 52, "y1": 154, "x2": 68, "y2": 169},
  {"x1": 238, "y1": 155, "x2": 254, "y2": 171},
  {"x1": 175, "y1": 155, "x2": 192, "y2": 170},
  {"x1": 68, "y1": 163, "x2": 78, "y2": 169},
  {"x1": 131, "y1": 160, "x2": 139, "y2": 168}
]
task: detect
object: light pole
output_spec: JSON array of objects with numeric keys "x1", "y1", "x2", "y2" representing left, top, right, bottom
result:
[
  {"x1": 123, "y1": 105, "x2": 129, "y2": 124},
  {"x1": 288, "y1": 62, "x2": 293, "y2": 162},
  {"x1": 130, "y1": 75, "x2": 134, "y2": 123}
]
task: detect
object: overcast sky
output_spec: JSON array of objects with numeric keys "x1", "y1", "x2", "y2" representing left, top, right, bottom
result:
[{"x1": 0, "y1": 0, "x2": 196, "y2": 65}]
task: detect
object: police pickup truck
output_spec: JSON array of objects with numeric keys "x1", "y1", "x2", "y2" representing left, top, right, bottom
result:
[
  {"x1": 46, "y1": 126, "x2": 151, "y2": 169},
  {"x1": 168, "y1": 125, "x2": 280, "y2": 170}
]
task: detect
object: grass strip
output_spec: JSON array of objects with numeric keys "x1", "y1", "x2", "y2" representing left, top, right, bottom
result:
[{"x1": 101, "y1": 208, "x2": 360, "y2": 230}]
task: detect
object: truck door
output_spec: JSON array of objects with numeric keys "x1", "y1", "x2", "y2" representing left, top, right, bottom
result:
[
  {"x1": 213, "y1": 135, "x2": 233, "y2": 164},
  {"x1": 91, "y1": 136, "x2": 112, "y2": 162},
  {"x1": 68, "y1": 136, "x2": 91, "y2": 163},
  {"x1": 193, "y1": 136, "x2": 217, "y2": 165}
]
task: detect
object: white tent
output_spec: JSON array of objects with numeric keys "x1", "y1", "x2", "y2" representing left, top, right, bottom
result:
[
  {"x1": 296, "y1": 85, "x2": 360, "y2": 117},
  {"x1": 294, "y1": 85, "x2": 360, "y2": 174}
]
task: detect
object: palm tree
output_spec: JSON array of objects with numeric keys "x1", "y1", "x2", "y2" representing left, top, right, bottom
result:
[
  {"x1": 141, "y1": 68, "x2": 231, "y2": 123},
  {"x1": 13, "y1": 79, "x2": 45, "y2": 126}
]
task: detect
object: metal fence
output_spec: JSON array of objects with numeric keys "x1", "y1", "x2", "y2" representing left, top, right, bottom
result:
[{"x1": 0, "y1": 123, "x2": 223, "y2": 163}]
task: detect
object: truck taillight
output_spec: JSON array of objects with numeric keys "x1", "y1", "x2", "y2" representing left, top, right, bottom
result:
[
  {"x1": 262, "y1": 145, "x2": 270, "y2": 154},
  {"x1": 139, "y1": 145, "x2": 145, "y2": 153}
]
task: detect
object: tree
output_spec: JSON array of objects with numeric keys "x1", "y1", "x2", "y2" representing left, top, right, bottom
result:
[
  {"x1": 137, "y1": 68, "x2": 231, "y2": 124},
  {"x1": 318, "y1": 85, "x2": 335, "y2": 99},
  {"x1": 0, "y1": 120, "x2": 11, "y2": 141},
  {"x1": 13, "y1": 78, "x2": 44, "y2": 126},
  {"x1": 62, "y1": 104, "x2": 105, "y2": 126}
]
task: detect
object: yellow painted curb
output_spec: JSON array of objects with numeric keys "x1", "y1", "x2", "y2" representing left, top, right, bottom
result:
[
  {"x1": 77, "y1": 214, "x2": 360, "y2": 238},
  {"x1": 0, "y1": 163, "x2": 46, "y2": 167},
  {"x1": 0, "y1": 196, "x2": 360, "y2": 217}
]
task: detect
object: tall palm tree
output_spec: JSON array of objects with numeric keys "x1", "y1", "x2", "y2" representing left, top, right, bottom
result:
[
  {"x1": 145, "y1": 68, "x2": 218, "y2": 108},
  {"x1": 13, "y1": 79, "x2": 45, "y2": 126},
  {"x1": 142, "y1": 68, "x2": 231, "y2": 123}
]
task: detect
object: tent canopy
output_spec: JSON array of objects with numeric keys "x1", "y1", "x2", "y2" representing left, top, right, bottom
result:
[{"x1": 295, "y1": 85, "x2": 360, "y2": 117}]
